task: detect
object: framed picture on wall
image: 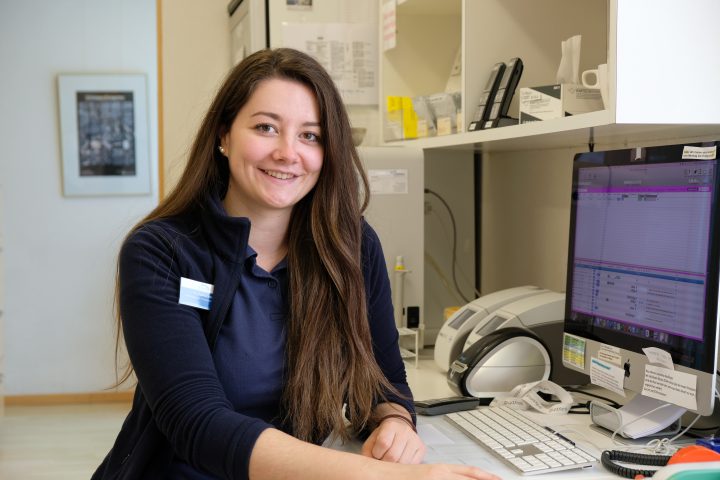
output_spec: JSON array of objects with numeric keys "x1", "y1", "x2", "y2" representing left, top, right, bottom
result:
[{"x1": 57, "y1": 73, "x2": 151, "y2": 196}]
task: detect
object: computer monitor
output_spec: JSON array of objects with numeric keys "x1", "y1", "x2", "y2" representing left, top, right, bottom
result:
[{"x1": 562, "y1": 141, "x2": 720, "y2": 417}]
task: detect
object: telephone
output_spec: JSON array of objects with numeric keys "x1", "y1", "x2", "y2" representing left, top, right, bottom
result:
[
  {"x1": 467, "y1": 62, "x2": 505, "y2": 131},
  {"x1": 484, "y1": 57, "x2": 523, "y2": 129},
  {"x1": 602, "y1": 446, "x2": 720, "y2": 479}
]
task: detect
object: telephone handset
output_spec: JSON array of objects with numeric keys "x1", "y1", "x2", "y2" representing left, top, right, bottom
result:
[
  {"x1": 467, "y1": 62, "x2": 506, "y2": 131},
  {"x1": 485, "y1": 57, "x2": 523, "y2": 129}
]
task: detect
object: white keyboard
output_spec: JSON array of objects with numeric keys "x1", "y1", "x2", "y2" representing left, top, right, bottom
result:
[{"x1": 445, "y1": 406, "x2": 596, "y2": 475}]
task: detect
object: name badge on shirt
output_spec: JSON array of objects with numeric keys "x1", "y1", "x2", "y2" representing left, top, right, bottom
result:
[{"x1": 179, "y1": 277, "x2": 214, "y2": 310}]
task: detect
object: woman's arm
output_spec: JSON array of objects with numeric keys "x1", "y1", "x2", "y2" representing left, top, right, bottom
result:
[
  {"x1": 119, "y1": 225, "x2": 271, "y2": 479},
  {"x1": 361, "y1": 223, "x2": 416, "y2": 415},
  {"x1": 360, "y1": 223, "x2": 424, "y2": 462},
  {"x1": 249, "y1": 428, "x2": 501, "y2": 480}
]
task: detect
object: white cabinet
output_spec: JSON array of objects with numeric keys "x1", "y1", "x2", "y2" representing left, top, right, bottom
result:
[{"x1": 380, "y1": 0, "x2": 720, "y2": 152}]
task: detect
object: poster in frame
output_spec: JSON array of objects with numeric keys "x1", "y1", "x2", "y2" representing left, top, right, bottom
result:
[{"x1": 57, "y1": 73, "x2": 151, "y2": 196}]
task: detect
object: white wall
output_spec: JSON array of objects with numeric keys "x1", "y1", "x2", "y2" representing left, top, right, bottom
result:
[
  {"x1": 161, "y1": 0, "x2": 230, "y2": 195},
  {"x1": 0, "y1": 0, "x2": 159, "y2": 395},
  {"x1": 481, "y1": 148, "x2": 575, "y2": 294}
]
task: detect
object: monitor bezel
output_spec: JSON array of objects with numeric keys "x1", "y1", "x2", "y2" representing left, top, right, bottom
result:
[{"x1": 563, "y1": 141, "x2": 720, "y2": 414}]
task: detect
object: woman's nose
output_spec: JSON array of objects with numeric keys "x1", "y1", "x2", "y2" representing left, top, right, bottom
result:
[{"x1": 273, "y1": 135, "x2": 299, "y2": 162}]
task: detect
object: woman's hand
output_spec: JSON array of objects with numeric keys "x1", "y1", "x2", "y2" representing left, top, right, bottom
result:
[
  {"x1": 360, "y1": 403, "x2": 501, "y2": 479},
  {"x1": 361, "y1": 414, "x2": 426, "y2": 464},
  {"x1": 360, "y1": 421, "x2": 502, "y2": 479},
  {"x1": 251, "y1": 425, "x2": 502, "y2": 480}
]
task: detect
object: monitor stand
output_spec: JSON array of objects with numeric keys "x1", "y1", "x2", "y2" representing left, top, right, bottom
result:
[{"x1": 589, "y1": 394, "x2": 686, "y2": 440}]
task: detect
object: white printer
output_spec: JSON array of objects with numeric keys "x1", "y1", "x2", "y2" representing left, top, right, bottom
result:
[
  {"x1": 433, "y1": 286, "x2": 546, "y2": 371},
  {"x1": 463, "y1": 291, "x2": 565, "y2": 350}
]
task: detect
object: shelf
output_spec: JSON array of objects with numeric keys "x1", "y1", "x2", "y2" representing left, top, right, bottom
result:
[
  {"x1": 399, "y1": 347, "x2": 416, "y2": 359},
  {"x1": 380, "y1": 1, "x2": 720, "y2": 154},
  {"x1": 397, "y1": 327, "x2": 419, "y2": 368},
  {"x1": 384, "y1": 110, "x2": 720, "y2": 153}
]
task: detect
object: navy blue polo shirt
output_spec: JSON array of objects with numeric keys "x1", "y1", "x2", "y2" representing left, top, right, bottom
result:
[{"x1": 167, "y1": 244, "x2": 288, "y2": 479}]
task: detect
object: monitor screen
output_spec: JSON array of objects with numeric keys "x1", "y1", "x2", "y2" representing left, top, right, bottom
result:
[{"x1": 563, "y1": 141, "x2": 720, "y2": 415}]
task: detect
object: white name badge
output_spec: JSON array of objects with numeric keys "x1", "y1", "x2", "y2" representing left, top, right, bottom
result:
[{"x1": 178, "y1": 277, "x2": 214, "y2": 310}]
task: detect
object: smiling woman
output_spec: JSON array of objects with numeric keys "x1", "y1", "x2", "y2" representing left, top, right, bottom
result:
[
  {"x1": 218, "y1": 78, "x2": 324, "y2": 239},
  {"x1": 92, "y1": 48, "x2": 498, "y2": 480}
]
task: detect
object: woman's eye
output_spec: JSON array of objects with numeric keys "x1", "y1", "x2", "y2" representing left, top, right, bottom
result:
[
  {"x1": 255, "y1": 123, "x2": 277, "y2": 134},
  {"x1": 302, "y1": 132, "x2": 321, "y2": 143}
]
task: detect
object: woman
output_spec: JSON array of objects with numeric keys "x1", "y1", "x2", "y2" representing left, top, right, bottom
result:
[{"x1": 93, "y1": 48, "x2": 499, "y2": 480}]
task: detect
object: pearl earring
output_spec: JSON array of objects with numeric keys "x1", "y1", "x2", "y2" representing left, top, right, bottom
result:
[{"x1": 218, "y1": 145, "x2": 226, "y2": 155}]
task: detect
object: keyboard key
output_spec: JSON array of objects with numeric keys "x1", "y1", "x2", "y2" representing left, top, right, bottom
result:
[{"x1": 508, "y1": 457, "x2": 531, "y2": 469}]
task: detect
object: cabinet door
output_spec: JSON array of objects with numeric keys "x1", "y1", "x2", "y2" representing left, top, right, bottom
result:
[{"x1": 614, "y1": 0, "x2": 720, "y2": 124}]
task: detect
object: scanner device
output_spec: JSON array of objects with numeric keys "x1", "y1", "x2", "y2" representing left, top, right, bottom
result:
[
  {"x1": 462, "y1": 291, "x2": 565, "y2": 351},
  {"x1": 461, "y1": 291, "x2": 588, "y2": 388},
  {"x1": 433, "y1": 285, "x2": 546, "y2": 371},
  {"x1": 447, "y1": 326, "x2": 551, "y2": 402}
]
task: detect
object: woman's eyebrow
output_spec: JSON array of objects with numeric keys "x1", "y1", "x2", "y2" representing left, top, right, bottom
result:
[
  {"x1": 250, "y1": 111, "x2": 320, "y2": 128},
  {"x1": 250, "y1": 111, "x2": 280, "y2": 120}
]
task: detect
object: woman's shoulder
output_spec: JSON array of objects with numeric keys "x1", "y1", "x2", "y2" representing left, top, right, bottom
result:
[
  {"x1": 360, "y1": 218, "x2": 380, "y2": 244},
  {"x1": 360, "y1": 218, "x2": 385, "y2": 264},
  {"x1": 122, "y1": 211, "x2": 204, "y2": 258}
]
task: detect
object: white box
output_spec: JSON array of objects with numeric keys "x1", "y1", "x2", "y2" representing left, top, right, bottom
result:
[{"x1": 519, "y1": 84, "x2": 603, "y2": 123}]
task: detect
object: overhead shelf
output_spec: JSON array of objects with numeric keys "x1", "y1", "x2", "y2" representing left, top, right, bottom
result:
[
  {"x1": 380, "y1": 1, "x2": 720, "y2": 154},
  {"x1": 385, "y1": 110, "x2": 720, "y2": 153}
]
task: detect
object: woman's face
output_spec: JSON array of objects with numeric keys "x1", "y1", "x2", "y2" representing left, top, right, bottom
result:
[{"x1": 220, "y1": 77, "x2": 323, "y2": 219}]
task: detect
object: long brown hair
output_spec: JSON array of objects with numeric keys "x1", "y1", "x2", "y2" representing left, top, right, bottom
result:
[{"x1": 115, "y1": 48, "x2": 395, "y2": 442}]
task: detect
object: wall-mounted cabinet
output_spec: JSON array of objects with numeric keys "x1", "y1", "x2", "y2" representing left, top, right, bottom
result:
[{"x1": 380, "y1": 0, "x2": 720, "y2": 153}]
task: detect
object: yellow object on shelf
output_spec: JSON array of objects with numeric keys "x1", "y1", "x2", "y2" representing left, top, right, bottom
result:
[
  {"x1": 384, "y1": 95, "x2": 418, "y2": 141},
  {"x1": 401, "y1": 96, "x2": 417, "y2": 139},
  {"x1": 444, "y1": 306, "x2": 460, "y2": 321}
]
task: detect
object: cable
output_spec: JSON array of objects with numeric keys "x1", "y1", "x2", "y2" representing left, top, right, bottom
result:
[
  {"x1": 659, "y1": 413, "x2": 702, "y2": 451},
  {"x1": 424, "y1": 251, "x2": 466, "y2": 304},
  {"x1": 424, "y1": 188, "x2": 479, "y2": 303},
  {"x1": 686, "y1": 425, "x2": 720, "y2": 433},
  {"x1": 565, "y1": 387, "x2": 623, "y2": 410},
  {"x1": 424, "y1": 188, "x2": 472, "y2": 302},
  {"x1": 600, "y1": 450, "x2": 670, "y2": 479},
  {"x1": 607, "y1": 403, "x2": 702, "y2": 457},
  {"x1": 609, "y1": 403, "x2": 673, "y2": 449}
]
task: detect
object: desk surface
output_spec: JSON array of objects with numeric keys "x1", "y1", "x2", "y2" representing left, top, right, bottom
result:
[{"x1": 329, "y1": 407, "x2": 621, "y2": 479}]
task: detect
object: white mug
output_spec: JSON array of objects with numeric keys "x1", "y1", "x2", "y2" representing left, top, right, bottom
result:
[{"x1": 581, "y1": 63, "x2": 608, "y2": 109}]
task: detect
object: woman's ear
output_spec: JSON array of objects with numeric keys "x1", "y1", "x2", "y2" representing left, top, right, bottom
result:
[{"x1": 218, "y1": 132, "x2": 230, "y2": 157}]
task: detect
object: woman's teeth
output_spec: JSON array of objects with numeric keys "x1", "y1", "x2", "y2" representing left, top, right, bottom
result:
[{"x1": 264, "y1": 170, "x2": 294, "y2": 180}]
